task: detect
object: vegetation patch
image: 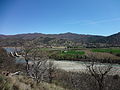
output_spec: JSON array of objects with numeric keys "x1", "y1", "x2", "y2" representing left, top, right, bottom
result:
[
  {"x1": 92, "y1": 48, "x2": 120, "y2": 54},
  {"x1": 61, "y1": 50, "x2": 85, "y2": 55},
  {"x1": 49, "y1": 50, "x2": 85, "y2": 60}
]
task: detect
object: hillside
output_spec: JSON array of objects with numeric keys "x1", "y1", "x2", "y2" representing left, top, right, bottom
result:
[
  {"x1": 0, "y1": 32, "x2": 120, "y2": 47},
  {"x1": 95, "y1": 32, "x2": 120, "y2": 46},
  {"x1": 0, "y1": 32, "x2": 103, "y2": 41}
]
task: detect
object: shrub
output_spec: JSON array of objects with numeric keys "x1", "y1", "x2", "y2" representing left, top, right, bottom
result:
[{"x1": 0, "y1": 75, "x2": 12, "y2": 90}]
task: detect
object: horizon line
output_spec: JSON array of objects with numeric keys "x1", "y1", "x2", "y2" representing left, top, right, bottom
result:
[{"x1": 0, "y1": 32, "x2": 120, "y2": 36}]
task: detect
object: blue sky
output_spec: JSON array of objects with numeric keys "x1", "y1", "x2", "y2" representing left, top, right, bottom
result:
[{"x1": 0, "y1": 0, "x2": 120, "y2": 36}]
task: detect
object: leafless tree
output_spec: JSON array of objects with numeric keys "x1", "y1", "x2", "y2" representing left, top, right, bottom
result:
[
  {"x1": 47, "y1": 61, "x2": 56, "y2": 83},
  {"x1": 20, "y1": 41, "x2": 56, "y2": 83},
  {"x1": 86, "y1": 57, "x2": 113, "y2": 90},
  {"x1": 29, "y1": 49, "x2": 56, "y2": 83},
  {"x1": 20, "y1": 41, "x2": 35, "y2": 74},
  {"x1": 29, "y1": 59, "x2": 48, "y2": 83}
]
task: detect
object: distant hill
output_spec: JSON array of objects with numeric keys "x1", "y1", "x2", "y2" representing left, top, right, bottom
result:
[
  {"x1": 0, "y1": 32, "x2": 120, "y2": 47},
  {"x1": 95, "y1": 32, "x2": 120, "y2": 45},
  {"x1": 48, "y1": 32, "x2": 104, "y2": 43},
  {"x1": 0, "y1": 32, "x2": 104, "y2": 42}
]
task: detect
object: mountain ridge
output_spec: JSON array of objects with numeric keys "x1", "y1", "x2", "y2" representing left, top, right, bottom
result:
[{"x1": 0, "y1": 32, "x2": 120, "y2": 47}]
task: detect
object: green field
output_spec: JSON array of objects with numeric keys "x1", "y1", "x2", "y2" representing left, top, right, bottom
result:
[
  {"x1": 92, "y1": 48, "x2": 120, "y2": 54},
  {"x1": 49, "y1": 50, "x2": 85, "y2": 60},
  {"x1": 61, "y1": 50, "x2": 85, "y2": 55}
]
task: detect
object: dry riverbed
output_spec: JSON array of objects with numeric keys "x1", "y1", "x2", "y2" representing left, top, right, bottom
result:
[{"x1": 53, "y1": 60, "x2": 120, "y2": 75}]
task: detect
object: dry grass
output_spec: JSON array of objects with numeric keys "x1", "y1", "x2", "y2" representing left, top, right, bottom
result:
[
  {"x1": 84, "y1": 50, "x2": 120, "y2": 60},
  {"x1": 0, "y1": 74, "x2": 67, "y2": 90}
]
